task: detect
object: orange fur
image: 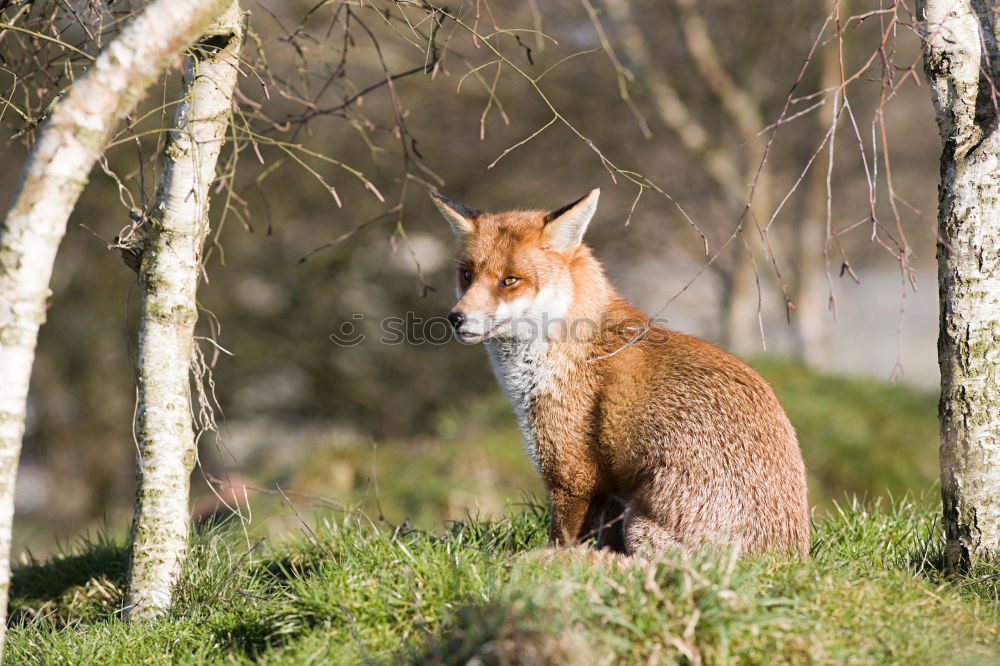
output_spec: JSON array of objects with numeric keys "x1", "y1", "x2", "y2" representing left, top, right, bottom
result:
[{"x1": 432, "y1": 190, "x2": 809, "y2": 555}]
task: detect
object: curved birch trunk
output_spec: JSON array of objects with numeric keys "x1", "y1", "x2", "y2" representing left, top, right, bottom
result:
[
  {"x1": 124, "y1": 1, "x2": 244, "y2": 621},
  {"x1": 919, "y1": 0, "x2": 1000, "y2": 571},
  {"x1": 0, "y1": 0, "x2": 232, "y2": 652}
]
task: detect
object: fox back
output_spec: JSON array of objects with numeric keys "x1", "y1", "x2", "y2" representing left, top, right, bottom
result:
[{"x1": 433, "y1": 189, "x2": 809, "y2": 555}]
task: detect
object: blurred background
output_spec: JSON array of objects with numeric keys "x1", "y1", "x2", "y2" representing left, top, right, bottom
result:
[{"x1": 0, "y1": 0, "x2": 942, "y2": 556}]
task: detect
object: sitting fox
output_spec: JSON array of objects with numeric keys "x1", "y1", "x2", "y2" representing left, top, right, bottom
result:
[{"x1": 432, "y1": 189, "x2": 809, "y2": 555}]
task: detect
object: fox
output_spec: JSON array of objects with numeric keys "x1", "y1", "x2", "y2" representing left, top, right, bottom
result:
[{"x1": 431, "y1": 188, "x2": 809, "y2": 555}]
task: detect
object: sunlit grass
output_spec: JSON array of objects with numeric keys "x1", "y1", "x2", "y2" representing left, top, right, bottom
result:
[
  {"x1": 7, "y1": 496, "x2": 1000, "y2": 664},
  {"x1": 6, "y1": 360, "x2": 956, "y2": 663}
]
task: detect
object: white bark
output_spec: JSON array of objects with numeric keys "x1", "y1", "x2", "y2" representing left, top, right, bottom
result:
[
  {"x1": 0, "y1": 0, "x2": 232, "y2": 652},
  {"x1": 919, "y1": 0, "x2": 1000, "y2": 571},
  {"x1": 124, "y1": 2, "x2": 244, "y2": 621}
]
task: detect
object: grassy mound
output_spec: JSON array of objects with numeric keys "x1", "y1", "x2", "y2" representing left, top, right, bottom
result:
[
  {"x1": 7, "y1": 361, "x2": 955, "y2": 663},
  {"x1": 7, "y1": 497, "x2": 1000, "y2": 664}
]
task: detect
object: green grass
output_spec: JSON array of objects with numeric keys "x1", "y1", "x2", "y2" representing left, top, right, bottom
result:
[
  {"x1": 271, "y1": 360, "x2": 939, "y2": 527},
  {"x1": 16, "y1": 360, "x2": 934, "y2": 557},
  {"x1": 282, "y1": 393, "x2": 543, "y2": 529},
  {"x1": 7, "y1": 497, "x2": 1000, "y2": 665},
  {"x1": 753, "y1": 360, "x2": 940, "y2": 509},
  {"x1": 6, "y1": 360, "x2": 956, "y2": 663}
]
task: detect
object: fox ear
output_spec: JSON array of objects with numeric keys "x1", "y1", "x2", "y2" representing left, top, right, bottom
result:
[
  {"x1": 430, "y1": 192, "x2": 481, "y2": 239},
  {"x1": 542, "y1": 188, "x2": 600, "y2": 252}
]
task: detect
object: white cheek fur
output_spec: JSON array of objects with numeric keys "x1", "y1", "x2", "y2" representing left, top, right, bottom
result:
[{"x1": 530, "y1": 282, "x2": 572, "y2": 323}]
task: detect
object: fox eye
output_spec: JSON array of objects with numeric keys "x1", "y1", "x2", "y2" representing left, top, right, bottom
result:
[
  {"x1": 500, "y1": 276, "x2": 520, "y2": 287},
  {"x1": 460, "y1": 269, "x2": 472, "y2": 282}
]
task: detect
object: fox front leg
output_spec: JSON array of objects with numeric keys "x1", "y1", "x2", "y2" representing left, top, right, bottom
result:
[{"x1": 548, "y1": 487, "x2": 593, "y2": 546}]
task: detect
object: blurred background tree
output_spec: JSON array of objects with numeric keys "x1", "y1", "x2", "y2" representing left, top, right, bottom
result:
[{"x1": 0, "y1": 0, "x2": 942, "y2": 554}]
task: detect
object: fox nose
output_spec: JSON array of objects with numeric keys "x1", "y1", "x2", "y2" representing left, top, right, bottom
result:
[{"x1": 447, "y1": 311, "x2": 466, "y2": 330}]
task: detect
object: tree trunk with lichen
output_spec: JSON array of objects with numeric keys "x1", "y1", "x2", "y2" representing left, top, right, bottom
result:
[
  {"x1": 0, "y1": 0, "x2": 232, "y2": 653},
  {"x1": 124, "y1": 2, "x2": 244, "y2": 621},
  {"x1": 919, "y1": 0, "x2": 1000, "y2": 572}
]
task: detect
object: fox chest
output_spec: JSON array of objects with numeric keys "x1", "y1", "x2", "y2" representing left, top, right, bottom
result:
[{"x1": 485, "y1": 339, "x2": 583, "y2": 470}]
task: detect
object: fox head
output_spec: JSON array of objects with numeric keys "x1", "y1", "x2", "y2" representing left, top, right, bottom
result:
[{"x1": 431, "y1": 189, "x2": 600, "y2": 343}]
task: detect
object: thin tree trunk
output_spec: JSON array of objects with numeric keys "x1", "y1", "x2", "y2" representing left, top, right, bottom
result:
[
  {"x1": 793, "y1": 0, "x2": 841, "y2": 366},
  {"x1": 919, "y1": 0, "x2": 1000, "y2": 572},
  {"x1": 722, "y1": 246, "x2": 761, "y2": 356},
  {"x1": 724, "y1": 169, "x2": 775, "y2": 358},
  {"x1": 602, "y1": 0, "x2": 773, "y2": 355},
  {"x1": 602, "y1": 0, "x2": 743, "y2": 189},
  {"x1": 124, "y1": 2, "x2": 244, "y2": 621},
  {"x1": 0, "y1": 0, "x2": 232, "y2": 653}
]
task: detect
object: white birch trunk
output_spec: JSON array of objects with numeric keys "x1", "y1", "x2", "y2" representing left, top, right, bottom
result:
[
  {"x1": 124, "y1": 2, "x2": 244, "y2": 621},
  {"x1": 0, "y1": 0, "x2": 232, "y2": 652},
  {"x1": 919, "y1": 0, "x2": 1000, "y2": 571}
]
